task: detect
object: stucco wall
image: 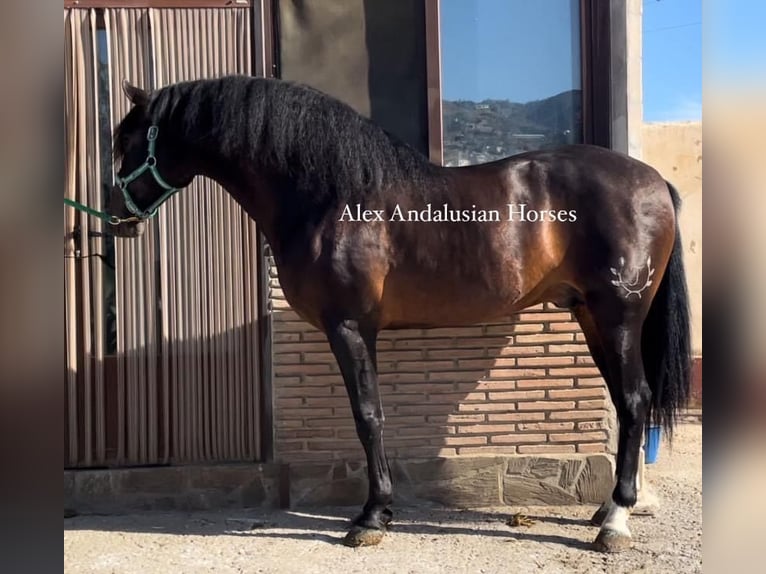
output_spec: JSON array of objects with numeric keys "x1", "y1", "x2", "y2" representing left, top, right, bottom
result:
[{"x1": 641, "y1": 122, "x2": 703, "y2": 355}]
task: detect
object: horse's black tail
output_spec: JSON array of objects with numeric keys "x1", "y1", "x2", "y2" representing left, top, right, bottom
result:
[{"x1": 641, "y1": 181, "x2": 692, "y2": 440}]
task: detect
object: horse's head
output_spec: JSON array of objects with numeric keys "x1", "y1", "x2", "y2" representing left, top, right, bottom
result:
[{"x1": 107, "y1": 80, "x2": 193, "y2": 238}]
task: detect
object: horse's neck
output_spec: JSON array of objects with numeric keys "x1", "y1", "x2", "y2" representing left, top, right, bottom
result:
[{"x1": 186, "y1": 147, "x2": 297, "y2": 259}]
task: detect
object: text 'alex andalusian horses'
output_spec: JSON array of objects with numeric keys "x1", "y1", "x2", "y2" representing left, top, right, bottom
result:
[{"x1": 107, "y1": 76, "x2": 690, "y2": 553}]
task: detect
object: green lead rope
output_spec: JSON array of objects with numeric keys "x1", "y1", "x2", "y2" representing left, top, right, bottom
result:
[{"x1": 64, "y1": 197, "x2": 119, "y2": 224}]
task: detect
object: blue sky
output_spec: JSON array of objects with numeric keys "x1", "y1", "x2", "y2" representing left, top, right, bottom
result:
[
  {"x1": 440, "y1": 0, "x2": 703, "y2": 122},
  {"x1": 643, "y1": 0, "x2": 702, "y2": 122}
]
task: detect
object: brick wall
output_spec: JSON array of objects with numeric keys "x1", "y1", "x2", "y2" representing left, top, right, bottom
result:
[{"x1": 268, "y1": 259, "x2": 611, "y2": 463}]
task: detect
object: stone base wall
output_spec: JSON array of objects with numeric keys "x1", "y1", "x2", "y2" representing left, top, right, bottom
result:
[
  {"x1": 65, "y1": 454, "x2": 613, "y2": 514},
  {"x1": 290, "y1": 455, "x2": 613, "y2": 508}
]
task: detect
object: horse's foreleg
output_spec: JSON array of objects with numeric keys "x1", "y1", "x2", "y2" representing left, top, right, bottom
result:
[{"x1": 326, "y1": 320, "x2": 392, "y2": 547}]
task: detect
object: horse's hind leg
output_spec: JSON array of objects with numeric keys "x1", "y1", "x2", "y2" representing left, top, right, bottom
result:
[
  {"x1": 573, "y1": 305, "x2": 658, "y2": 528},
  {"x1": 590, "y1": 450, "x2": 660, "y2": 526},
  {"x1": 325, "y1": 319, "x2": 393, "y2": 547},
  {"x1": 572, "y1": 305, "x2": 615, "y2": 527},
  {"x1": 578, "y1": 295, "x2": 653, "y2": 552}
]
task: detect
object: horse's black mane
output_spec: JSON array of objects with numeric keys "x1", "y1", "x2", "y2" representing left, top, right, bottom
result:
[{"x1": 115, "y1": 75, "x2": 439, "y2": 204}]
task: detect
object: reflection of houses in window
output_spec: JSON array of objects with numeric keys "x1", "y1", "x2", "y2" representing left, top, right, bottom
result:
[
  {"x1": 442, "y1": 90, "x2": 583, "y2": 167},
  {"x1": 510, "y1": 133, "x2": 546, "y2": 153},
  {"x1": 475, "y1": 122, "x2": 493, "y2": 134},
  {"x1": 511, "y1": 133, "x2": 545, "y2": 139}
]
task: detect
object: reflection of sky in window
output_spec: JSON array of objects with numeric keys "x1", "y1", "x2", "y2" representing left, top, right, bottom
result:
[
  {"x1": 95, "y1": 27, "x2": 118, "y2": 354},
  {"x1": 97, "y1": 28, "x2": 109, "y2": 64},
  {"x1": 440, "y1": 0, "x2": 581, "y2": 103}
]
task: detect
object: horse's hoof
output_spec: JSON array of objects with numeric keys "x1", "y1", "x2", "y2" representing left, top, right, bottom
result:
[
  {"x1": 592, "y1": 529, "x2": 632, "y2": 553},
  {"x1": 342, "y1": 525, "x2": 386, "y2": 547},
  {"x1": 590, "y1": 503, "x2": 609, "y2": 526}
]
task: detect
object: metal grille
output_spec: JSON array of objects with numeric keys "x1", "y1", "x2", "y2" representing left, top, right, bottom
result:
[{"x1": 64, "y1": 6, "x2": 261, "y2": 468}]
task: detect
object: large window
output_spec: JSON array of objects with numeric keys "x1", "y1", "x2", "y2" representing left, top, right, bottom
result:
[{"x1": 440, "y1": 0, "x2": 582, "y2": 166}]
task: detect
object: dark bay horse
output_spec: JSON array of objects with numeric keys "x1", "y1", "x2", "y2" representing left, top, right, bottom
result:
[{"x1": 108, "y1": 76, "x2": 691, "y2": 553}]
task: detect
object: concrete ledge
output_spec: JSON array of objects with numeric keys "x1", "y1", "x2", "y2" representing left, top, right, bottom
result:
[{"x1": 65, "y1": 455, "x2": 614, "y2": 514}]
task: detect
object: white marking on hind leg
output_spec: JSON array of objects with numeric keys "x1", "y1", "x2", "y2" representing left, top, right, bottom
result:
[
  {"x1": 601, "y1": 504, "x2": 631, "y2": 537},
  {"x1": 600, "y1": 468, "x2": 636, "y2": 536}
]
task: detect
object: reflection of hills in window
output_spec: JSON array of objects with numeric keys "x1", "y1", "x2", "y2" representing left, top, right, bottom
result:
[{"x1": 443, "y1": 90, "x2": 583, "y2": 167}]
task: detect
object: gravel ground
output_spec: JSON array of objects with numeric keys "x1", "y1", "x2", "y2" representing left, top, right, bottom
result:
[{"x1": 64, "y1": 423, "x2": 701, "y2": 574}]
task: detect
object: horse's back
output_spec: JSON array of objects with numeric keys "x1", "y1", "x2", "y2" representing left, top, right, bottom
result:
[
  {"x1": 493, "y1": 144, "x2": 666, "y2": 195},
  {"x1": 374, "y1": 145, "x2": 674, "y2": 327},
  {"x1": 286, "y1": 144, "x2": 674, "y2": 330}
]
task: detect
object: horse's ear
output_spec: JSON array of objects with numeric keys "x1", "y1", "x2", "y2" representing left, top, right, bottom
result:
[{"x1": 122, "y1": 79, "x2": 150, "y2": 106}]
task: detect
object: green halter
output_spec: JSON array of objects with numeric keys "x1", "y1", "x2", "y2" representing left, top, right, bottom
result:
[{"x1": 64, "y1": 125, "x2": 180, "y2": 225}]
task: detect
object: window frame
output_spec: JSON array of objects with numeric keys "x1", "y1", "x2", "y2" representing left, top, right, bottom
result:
[
  {"x1": 64, "y1": 1, "x2": 252, "y2": 8},
  {"x1": 425, "y1": 0, "x2": 627, "y2": 164}
]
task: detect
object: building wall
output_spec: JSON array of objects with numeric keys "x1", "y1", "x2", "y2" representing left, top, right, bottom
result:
[{"x1": 641, "y1": 121, "x2": 703, "y2": 356}]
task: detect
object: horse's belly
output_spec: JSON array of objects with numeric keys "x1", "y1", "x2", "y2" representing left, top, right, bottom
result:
[{"x1": 379, "y1": 276, "x2": 522, "y2": 328}]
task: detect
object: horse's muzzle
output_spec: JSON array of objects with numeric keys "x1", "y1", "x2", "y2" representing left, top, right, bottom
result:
[{"x1": 108, "y1": 219, "x2": 146, "y2": 238}]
